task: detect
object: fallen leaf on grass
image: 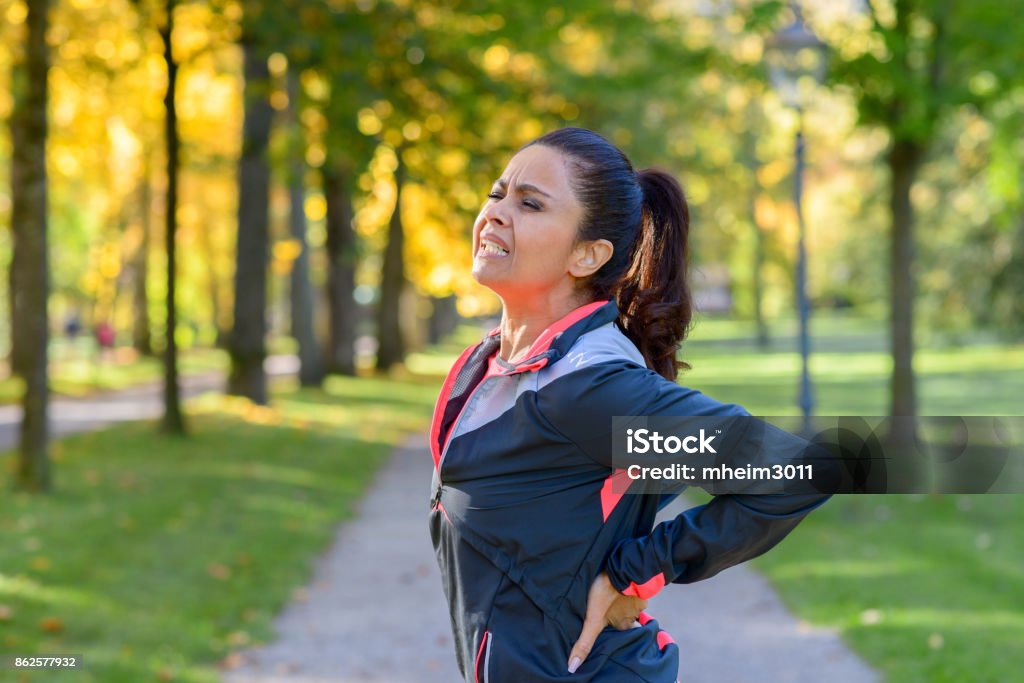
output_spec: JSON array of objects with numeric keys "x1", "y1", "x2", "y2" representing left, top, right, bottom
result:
[
  {"x1": 39, "y1": 616, "x2": 64, "y2": 633},
  {"x1": 220, "y1": 652, "x2": 245, "y2": 670},
  {"x1": 227, "y1": 630, "x2": 250, "y2": 646},
  {"x1": 207, "y1": 563, "x2": 232, "y2": 580}
]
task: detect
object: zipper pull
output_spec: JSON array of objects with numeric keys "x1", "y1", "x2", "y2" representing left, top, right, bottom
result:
[{"x1": 430, "y1": 486, "x2": 442, "y2": 510}]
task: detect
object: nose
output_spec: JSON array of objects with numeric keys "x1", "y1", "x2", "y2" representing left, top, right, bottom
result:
[{"x1": 481, "y1": 197, "x2": 509, "y2": 227}]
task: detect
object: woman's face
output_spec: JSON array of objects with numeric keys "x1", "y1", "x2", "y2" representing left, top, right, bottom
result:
[{"x1": 471, "y1": 144, "x2": 590, "y2": 303}]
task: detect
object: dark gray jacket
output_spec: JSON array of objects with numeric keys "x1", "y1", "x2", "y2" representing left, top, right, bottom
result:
[{"x1": 429, "y1": 300, "x2": 830, "y2": 682}]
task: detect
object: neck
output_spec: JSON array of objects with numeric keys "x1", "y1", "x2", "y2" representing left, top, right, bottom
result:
[{"x1": 498, "y1": 288, "x2": 590, "y2": 363}]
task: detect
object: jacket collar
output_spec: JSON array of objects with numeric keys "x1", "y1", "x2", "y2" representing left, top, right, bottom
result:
[{"x1": 485, "y1": 299, "x2": 619, "y2": 375}]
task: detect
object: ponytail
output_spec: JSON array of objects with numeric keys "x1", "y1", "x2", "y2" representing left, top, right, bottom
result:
[
  {"x1": 616, "y1": 169, "x2": 693, "y2": 381},
  {"x1": 524, "y1": 128, "x2": 694, "y2": 381}
]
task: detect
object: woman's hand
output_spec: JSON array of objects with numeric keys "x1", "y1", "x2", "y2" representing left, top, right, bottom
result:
[{"x1": 567, "y1": 572, "x2": 647, "y2": 674}]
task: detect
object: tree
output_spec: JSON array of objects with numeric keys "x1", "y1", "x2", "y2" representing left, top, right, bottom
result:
[
  {"x1": 825, "y1": 0, "x2": 1024, "y2": 437},
  {"x1": 375, "y1": 149, "x2": 406, "y2": 371},
  {"x1": 322, "y1": 157, "x2": 358, "y2": 376},
  {"x1": 227, "y1": 5, "x2": 273, "y2": 404},
  {"x1": 284, "y1": 70, "x2": 324, "y2": 386},
  {"x1": 9, "y1": 0, "x2": 52, "y2": 491},
  {"x1": 131, "y1": 168, "x2": 153, "y2": 355},
  {"x1": 159, "y1": 0, "x2": 185, "y2": 433}
]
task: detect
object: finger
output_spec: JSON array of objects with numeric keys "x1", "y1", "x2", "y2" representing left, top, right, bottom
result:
[{"x1": 567, "y1": 612, "x2": 605, "y2": 674}]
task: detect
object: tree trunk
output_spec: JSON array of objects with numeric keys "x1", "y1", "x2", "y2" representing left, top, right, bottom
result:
[
  {"x1": 752, "y1": 216, "x2": 769, "y2": 349},
  {"x1": 427, "y1": 295, "x2": 458, "y2": 345},
  {"x1": 323, "y1": 160, "x2": 357, "y2": 375},
  {"x1": 375, "y1": 152, "x2": 406, "y2": 371},
  {"x1": 286, "y1": 72, "x2": 323, "y2": 386},
  {"x1": 10, "y1": 0, "x2": 52, "y2": 491},
  {"x1": 887, "y1": 138, "x2": 924, "y2": 440},
  {"x1": 747, "y1": 160, "x2": 769, "y2": 350},
  {"x1": 132, "y1": 161, "x2": 153, "y2": 355},
  {"x1": 742, "y1": 103, "x2": 769, "y2": 349},
  {"x1": 160, "y1": 0, "x2": 185, "y2": 433},
  {"x1": 228, "y1": 33, "x2": 272, "y2": 404},
  {"x1": 195, "y1": 189, "x2": 227, "y2": 349}
]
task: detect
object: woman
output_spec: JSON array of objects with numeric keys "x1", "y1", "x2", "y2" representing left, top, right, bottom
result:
[{"x1": 429, "y1": 127, "x2": 830, "y2": 682}]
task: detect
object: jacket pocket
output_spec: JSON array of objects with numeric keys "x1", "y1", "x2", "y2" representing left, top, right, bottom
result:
[{"x1": 474, "y1": 630, "x2": 493, "y2": 683}]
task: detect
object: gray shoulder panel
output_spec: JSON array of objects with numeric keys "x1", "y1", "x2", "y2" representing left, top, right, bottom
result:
[{"x1": 539, "y1": 322, "x2": 645, "y2": 391}]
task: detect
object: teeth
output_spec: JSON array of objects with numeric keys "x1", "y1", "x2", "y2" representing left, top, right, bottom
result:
[{"x1": 480, "y1": 240, "x2": 509, "y2": 256}]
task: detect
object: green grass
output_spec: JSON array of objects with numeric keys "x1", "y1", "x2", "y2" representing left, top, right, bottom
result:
[
  {"x1": 0, "y1": 347, "x2": 227, "y2": 405},
  {"x1": 749, "y1": 493, "x2": 1024, "y2": 683},
  {"x1": 0, "y1": 373, "x2": 440, "y2": 683},
  {"x1": 680, "y1": 312, "x2": 1024, "y2": 683},
  {"x1": 683, "y1": 312, "x2": 1024, "y2": 416}
]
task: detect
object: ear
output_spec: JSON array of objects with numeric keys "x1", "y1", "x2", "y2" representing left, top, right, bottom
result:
[{"x1": 569, "y1": 239, "x2": 614, "y2": 278}]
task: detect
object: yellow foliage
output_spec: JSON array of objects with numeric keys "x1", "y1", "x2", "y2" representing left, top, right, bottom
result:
[
  {"x1": 482, "y1": 44, "x2": 510, "y2": 75},
  {"x1": 437, "y1": 149, "x2": 468, "y2": 177},
  {"x1": 402, "y1": 120, "x2": 422, "y2": 141},
  {"x1": 555, "y1": 24, "x2": 603, "y2": 76},
  {"x1": 268, "y1": 52, "x2": 288, "y2": 77},
  {"x1": 5, "y1": 1, "x2": 27, "y2": 26},
  {"x1": 273, "y1": 238, "x2": 303, "y2": 264},
  {"x1": 304, "y1": 195, "x2": 327, "y2": 222},
  {"x1": 757, "y1": 159, "x2": 791, "y2": 189},
  {"x1": 358, "y1": 108, "x2": 383, "y2": 136}
]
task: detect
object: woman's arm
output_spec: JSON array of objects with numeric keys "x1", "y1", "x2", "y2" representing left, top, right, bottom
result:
[
  {"x1": 539, "y1": 360, "x2": 833, "y2": 598},
  {"x1": 543, "y1": 360, "x2": 834, "y2": 673}
]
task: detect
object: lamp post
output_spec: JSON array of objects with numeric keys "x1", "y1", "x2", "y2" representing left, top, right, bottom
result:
[{"x1": 766, "y1": 6, "x2": 828, "y2": 431}]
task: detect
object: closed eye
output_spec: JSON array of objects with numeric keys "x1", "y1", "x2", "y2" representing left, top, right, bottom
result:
[{"x1": 487, "y1": 191, "x2": 541, "y2": 211}]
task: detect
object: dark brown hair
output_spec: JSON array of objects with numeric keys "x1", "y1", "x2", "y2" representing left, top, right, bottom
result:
[{"x1": 525, "y1": 127, "x2": 693, "y2": 381}]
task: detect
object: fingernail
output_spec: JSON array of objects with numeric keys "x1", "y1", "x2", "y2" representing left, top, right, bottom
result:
[{"x1": 568, "y1": 656, "x2": 581, "y2": 673}]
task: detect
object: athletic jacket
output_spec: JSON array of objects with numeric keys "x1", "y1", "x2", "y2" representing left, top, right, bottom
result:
[{"x1": 428, "y1": 300, "x2": 831, "y2": 683}]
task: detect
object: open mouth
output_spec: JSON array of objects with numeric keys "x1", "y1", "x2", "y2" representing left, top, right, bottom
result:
[{"x1": 478, "y1": 239, "x2": 510, "y2": 257}]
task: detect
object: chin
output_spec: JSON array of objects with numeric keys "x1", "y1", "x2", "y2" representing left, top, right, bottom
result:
[{"x1": 471, "y1": 266, "x2": 511, "y2": 298}]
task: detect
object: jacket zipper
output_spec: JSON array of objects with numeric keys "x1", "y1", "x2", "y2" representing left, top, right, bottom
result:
[
  {"x1": 483, "y1": 631, "x2": 493, "y2": 683},
  {"x1": 432, "y1": 375, "x2": 497, "y2": 508},
  {"x1": 474, "y1": 630, "x2": 492, "y2": 683}
]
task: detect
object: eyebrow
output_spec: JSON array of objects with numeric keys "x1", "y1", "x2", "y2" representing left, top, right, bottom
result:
[{"x1": 495, "y1": 178, "x2": 553, "y2": 199}]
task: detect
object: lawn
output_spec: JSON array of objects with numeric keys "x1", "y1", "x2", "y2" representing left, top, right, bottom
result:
[
  {"x1": 0, "y1": 373, "x2": 440, "y2": 683},
  {"x1": 681, "y1": 311, "x2": 1024, "y2": 683}
]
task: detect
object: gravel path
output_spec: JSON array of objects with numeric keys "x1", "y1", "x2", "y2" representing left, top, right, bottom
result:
[{"x1": 221, "y1": 434, "x2": 881, "y2": 683}]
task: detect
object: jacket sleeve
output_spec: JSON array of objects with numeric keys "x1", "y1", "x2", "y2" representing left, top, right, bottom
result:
[{"x1": 537, "y1": 360, "x2": 832, "y2": 600}]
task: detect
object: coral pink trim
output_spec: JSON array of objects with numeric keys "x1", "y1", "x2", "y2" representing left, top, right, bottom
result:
[
  {"x1": 621, "y1": 573, "x2": 666, "y2": 600},
  {"x1": 657, "y1": 630, "x2": 675, "y2": 649},
  {"x1": 514, "y1": 300, "x2": 608, "y2": 365},
  {"x1": 599, "y1": 469, "x2": 633, "y2": 522},
  {"x1": 436, "y1": 502, "x2": 452, "y2": 524},
  {"x1": 637, "y1": 611, "x2": 674, "y2": 650},
  {"x1": 429, "y1": 342, "x2": 479, "y2": 469},
  {"x1": 474, "y1": 631, "x2": 489, "y2": 683}
]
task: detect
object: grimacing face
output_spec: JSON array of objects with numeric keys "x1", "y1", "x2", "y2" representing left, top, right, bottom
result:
[{"x1": 472, "y1": 144, "x2": 611, "y2": 305}]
